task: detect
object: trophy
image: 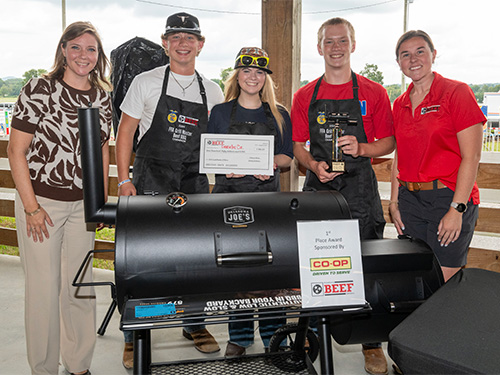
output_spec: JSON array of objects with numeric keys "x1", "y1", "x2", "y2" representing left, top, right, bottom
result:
[{"x1": 327, "y1": 112, "x2": 357, "y2": 173}]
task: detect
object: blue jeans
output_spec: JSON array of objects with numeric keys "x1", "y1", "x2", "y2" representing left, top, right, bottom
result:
[
  {"x1": 228, "y1": 317, "x2": 285, "y2": 348},
  {"x1": 124, "y1": 322, "x2": 206, "y2": 343}
]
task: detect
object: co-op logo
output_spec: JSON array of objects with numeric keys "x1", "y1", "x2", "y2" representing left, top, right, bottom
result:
[{"x1": 223, "y1": 206, "x2": 254, "y2": 225}]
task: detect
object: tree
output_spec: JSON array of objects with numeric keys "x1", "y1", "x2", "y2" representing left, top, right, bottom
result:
[
  {"x1": 469, "y1": 83, "x2": 500, "y2": 103},
  {"x1": 212, "y1": 67, "x2": 234, "y2": 92},
  {"x1": 0, "y1": 78, "x2": 23, "y2": 98},
  {"x1": 22, "y1": 69, "x2": 47, "y2": 86},
  {"x1": 359, "y1": 63, "x2": 384, "y2": 85},
  {"x1": 384, "y1": 83, "x2": 402, "y2": 103},
  {"x1": 0, "y1": 85, "x2": 9, "y2": 98}
]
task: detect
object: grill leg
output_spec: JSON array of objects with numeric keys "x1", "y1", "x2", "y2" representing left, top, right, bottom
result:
[
  {"x1": 318, "y1": 316, "x2": 334, "y2": 375},
  {"x1": 296, "y1": 316, "x2": 310, "y2": 349},
  {"x1": 97, "y1": 299, "x2": 116, "y2": 336},
  {"x1": 133, "y1": 329, "x2": 151, "y2": 375}
]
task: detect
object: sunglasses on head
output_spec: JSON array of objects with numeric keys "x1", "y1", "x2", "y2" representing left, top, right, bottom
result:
[{"x1": 237, "y1": 55, "x2": 269, "y2": 68}]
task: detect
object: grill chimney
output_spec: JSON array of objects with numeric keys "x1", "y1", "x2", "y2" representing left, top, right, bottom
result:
[{"x1": 78, "y1": 106, "x2": 117, "y2": 224}]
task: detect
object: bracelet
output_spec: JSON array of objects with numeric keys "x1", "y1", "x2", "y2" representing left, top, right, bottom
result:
[
  {"x1": 24, "y1": 203, "x2": 41, "y2": 216},
  {"x1": 118, "y1": 179, "x2": 131, "y2": 187},
  {"x1": 388, "y1": 200, "x2": 399, "y2": 205}
]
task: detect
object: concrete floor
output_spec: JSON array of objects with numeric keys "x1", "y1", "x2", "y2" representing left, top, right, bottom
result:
[{"x1": 0, "y1": 254, "x2": 398, "y2": 375}]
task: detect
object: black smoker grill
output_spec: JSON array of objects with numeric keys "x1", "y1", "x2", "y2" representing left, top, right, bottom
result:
[
  {"x1": 114, "y1": 191, "x2": 351, "y2": 313},
  {"x1": 76, "y1": 107, "x2": 444, "y2": 375}
]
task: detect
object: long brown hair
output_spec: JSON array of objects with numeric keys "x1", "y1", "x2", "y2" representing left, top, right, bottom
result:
[
  {"x1": 45, "y1": 21, "x2": 111, "y2": 91},
  {"x1": 223, "y1": 69, "x2": 287, "y2": 136}
]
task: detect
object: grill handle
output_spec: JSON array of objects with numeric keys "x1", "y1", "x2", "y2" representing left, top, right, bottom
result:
[
  {"x1": 217, "y1": 252, "x2": 273, "y2": 267},
  {"x1": 72, "y1": 249, "x2": 116, "y2": 292},
  {"x1": 215, "y1": 230, "x2": 273, "y2": 267}
]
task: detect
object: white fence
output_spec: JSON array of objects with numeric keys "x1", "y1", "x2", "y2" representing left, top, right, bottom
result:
[{"x1": 483, "y1": 124, "x2": 500, "y2": 152}]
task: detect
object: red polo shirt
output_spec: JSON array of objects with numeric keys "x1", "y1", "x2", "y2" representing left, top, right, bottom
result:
[{"x1": 393, "y1": 72, "x2": 486, "y2": 204}]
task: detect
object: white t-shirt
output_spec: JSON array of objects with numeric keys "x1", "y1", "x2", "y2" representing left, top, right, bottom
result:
[{"x1": 120, "y1": 64, "x2": 224, "y2": 142}]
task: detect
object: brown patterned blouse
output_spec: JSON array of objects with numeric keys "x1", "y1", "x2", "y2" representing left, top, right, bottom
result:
[{"x1": 11, "y1": 77, "x2": 112, "y2": 201}]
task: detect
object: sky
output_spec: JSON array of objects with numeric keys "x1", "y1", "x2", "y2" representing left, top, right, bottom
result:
[{"x1": 1, "y1": 0, "x2": 499, "y2": 86}]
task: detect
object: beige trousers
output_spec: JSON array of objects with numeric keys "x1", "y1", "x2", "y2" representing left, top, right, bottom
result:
[{"x1": 16, "y1": 193, "x2": 96, "y2": 375}]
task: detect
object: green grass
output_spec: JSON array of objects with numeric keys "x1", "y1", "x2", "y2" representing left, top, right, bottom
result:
[
  {"x1": 0, "y1": 97, "x2": 17, "y2": 103},
  {"x1": 482, "y1": 141, "x2": 500, "y2": 152},
  {"x1": 0, "y1": 216, "x2": 115, "y2": 270}
]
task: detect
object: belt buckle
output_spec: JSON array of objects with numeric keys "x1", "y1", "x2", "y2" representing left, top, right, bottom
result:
[{"x1": 409, "y1": 182, "x2": 421, "y2": 192}]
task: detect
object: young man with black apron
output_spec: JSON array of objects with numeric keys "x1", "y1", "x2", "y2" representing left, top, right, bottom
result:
[
  {"x1": 115, "y1": 12, "x2": 224, "y2": 368},
  {"x1": 291, "y1": 18, "x2": 395, "y2": 375}
]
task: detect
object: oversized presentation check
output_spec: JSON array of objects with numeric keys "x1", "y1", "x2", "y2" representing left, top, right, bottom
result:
[{"x1": 199, "y1": 134, "x2": 274, "y2": 175}]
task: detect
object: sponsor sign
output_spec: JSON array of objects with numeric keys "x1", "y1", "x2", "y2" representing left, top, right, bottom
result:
[{"x1": 296, "y1": 220, "x2": 365, "y2": 308}]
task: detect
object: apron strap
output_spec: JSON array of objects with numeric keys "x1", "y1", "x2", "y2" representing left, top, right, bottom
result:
[
  {"x1": 311, "y1": 75, "x2": 324, "y2": 104},
  {"x1": 195, "y1": 70, "x2": 208, "y2": 108},
  {"x1": 351, "y1": 70, "x2": 359, "y2": 101}
]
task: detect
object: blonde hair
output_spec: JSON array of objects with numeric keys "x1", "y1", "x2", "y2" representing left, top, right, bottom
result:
[
  {"x1": 223, "y1": 69, "x2": 287, "y2": 136},
  {"x1": 317, "y1": 17, "x2": 356, "y2": 45},
  {"x1": 46, "y1": 21, "x2": 111, "y2": 91}
]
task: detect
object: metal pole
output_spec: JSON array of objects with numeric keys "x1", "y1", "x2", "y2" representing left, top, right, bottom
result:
[
  {"x1": 62, "y1": 0, "x2": 66, "y2": 31},
  {"x1": 400, "y1": 0, "x2": 408, "y2": 94}
]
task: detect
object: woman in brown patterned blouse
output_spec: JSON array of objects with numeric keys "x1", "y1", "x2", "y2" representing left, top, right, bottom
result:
[{"x1": 7, "y1": 21, "x2": 112, "y2": 375}]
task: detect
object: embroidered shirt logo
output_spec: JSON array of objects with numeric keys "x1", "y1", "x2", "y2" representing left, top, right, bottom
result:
[{"x1": 421, "y1": 105, "x2": 440, "y2": 115}]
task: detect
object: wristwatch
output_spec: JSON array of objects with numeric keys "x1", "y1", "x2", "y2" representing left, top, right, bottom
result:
[{"x1": 450, "y1": 202, "x2": 467, "y2": 213}]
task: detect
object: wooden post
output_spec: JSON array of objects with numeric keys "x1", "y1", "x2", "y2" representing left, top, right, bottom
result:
[
  {"x1": 262, "y1": 0, "x2": 302, "y2": 191},
  {"x1": 62, "y1": 0, "x2": 66, "y2": 31}
]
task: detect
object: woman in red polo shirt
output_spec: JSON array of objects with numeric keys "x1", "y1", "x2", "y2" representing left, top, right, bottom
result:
[{"x1": 389, "y1": 30, "x2": 486, "y2": 282}]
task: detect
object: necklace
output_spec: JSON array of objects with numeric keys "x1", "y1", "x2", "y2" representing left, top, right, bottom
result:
[{"x1": 171, "y1": 72, "x2": 196, "y2": 97}]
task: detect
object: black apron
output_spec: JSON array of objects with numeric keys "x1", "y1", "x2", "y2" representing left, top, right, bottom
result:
[
  {"x1": 133, "y1": 66, "x2": 209, "y2": 195},
  {"x1": 305, "y1": 72, "x2": 385, "y2": 240},
  {"x1": 212, "y1": 101, "x2": 280, "y2": 193}
]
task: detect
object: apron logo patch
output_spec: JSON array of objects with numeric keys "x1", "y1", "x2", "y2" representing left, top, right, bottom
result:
[
  {"x1": 167, "y1": 111, "x2": 178, "y2": 123},
  {"x1": 179, "y1": 115, "x2": 199, "y2": 127},
  {"x1": 421, "y1": 105, "x2": 440, "y2": 115},
  {"x1": 317, "y1": 112, "x2": 326, "y2": 125}
]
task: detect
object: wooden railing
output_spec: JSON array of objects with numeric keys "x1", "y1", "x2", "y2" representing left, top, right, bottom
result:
[
  {"x1": 1, "y1": 138, "x2": 499, "y2": 269},
  {"x1": 0, "y1": 139, "x2": 116, "y2": 259}
]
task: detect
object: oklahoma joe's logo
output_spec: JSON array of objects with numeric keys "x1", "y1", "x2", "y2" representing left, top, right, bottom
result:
[{"x1": 223, "y1": 206, "x2": 254, "y2": 225}]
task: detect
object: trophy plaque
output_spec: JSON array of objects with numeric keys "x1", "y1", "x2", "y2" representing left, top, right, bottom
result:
[
  {"x1": 331, "y1": 123, "x2": 346, "y2": 172},
  {"x1": 327, "y1": 112, "x2": 356, "y2": 173}
]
